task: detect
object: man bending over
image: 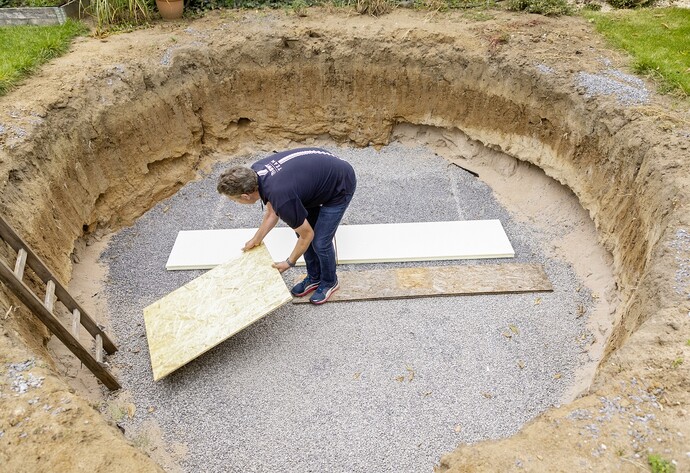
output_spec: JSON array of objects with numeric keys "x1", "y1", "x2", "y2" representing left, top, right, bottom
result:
[{"x1": 217, "y1": 148, "x2": 357, "y2": 305}]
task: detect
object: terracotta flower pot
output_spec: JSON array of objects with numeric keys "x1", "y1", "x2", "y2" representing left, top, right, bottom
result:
[{"x1": 156, "y1": 0, "x2": 184, "y2": 20}]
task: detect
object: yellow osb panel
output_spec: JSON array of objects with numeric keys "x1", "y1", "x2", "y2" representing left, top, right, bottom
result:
[{"x1": 144, "y1": 245, "x2": 292, "y2": 381}]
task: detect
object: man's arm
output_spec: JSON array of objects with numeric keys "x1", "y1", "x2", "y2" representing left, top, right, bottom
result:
[
  {"x1": 243, "y1": 202, "x2": 280, "y2": 251},
  {"x1": 272, "y1": 219, "x2": 314, "y2": 273}
]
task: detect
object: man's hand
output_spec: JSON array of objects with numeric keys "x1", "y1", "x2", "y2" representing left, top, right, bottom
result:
[
  {"x1": 272, "y1": 220, "x2": 313, "y2": 273},
  {"x1": 272, "y1": 260, "x2": 290, "y2": 273},
  {"x1": 243, "y1": 237, "x2": 262, "y2": 252},
  {"x1": 243, "y1": 202, "x2": 279, "y2": 252}
]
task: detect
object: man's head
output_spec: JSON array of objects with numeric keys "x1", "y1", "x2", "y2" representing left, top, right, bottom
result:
[{"x1": 217, "y1": 166, "x2": 261, "y2": 204}]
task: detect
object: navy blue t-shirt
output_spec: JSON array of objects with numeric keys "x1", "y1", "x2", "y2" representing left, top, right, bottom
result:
[{"x1": 251, "y1": 148, "x2": 356, "y2": 229}]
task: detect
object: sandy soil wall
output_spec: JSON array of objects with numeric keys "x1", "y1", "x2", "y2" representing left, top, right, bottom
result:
[{"x1": 0, "y1": 10, "x2": 687, "y2": 472}]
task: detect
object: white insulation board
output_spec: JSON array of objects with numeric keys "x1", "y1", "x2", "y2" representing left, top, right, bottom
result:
[{"x1": 165, "y1": 220, "x2": 515, "y2": 270}]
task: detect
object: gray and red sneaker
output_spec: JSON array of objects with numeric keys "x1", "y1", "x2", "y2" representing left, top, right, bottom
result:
[
  {"x1": 291, "y1": 276, "x2": 320, "y2": 297},
  {"x1": 309, "y1": 280, "x2": 339, "y2": 305}
]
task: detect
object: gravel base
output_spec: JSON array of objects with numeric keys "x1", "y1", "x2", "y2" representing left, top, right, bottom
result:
[
  {"x1": 576, "y1": 68, "x2": 649, "y2": 106},
  {"x1": 102, "y1": 143, "x2": 594, "y2": 472}
]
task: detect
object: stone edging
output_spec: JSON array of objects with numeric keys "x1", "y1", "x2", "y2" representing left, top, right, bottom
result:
[{"x1": 0, "y1": 0, "x2": 85, "y2": 26}]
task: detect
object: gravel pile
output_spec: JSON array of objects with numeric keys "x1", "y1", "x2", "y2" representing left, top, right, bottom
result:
[
  {"x1": 102, "y1": 143, "x2": 593, "y2": 472},
  {"x1": 7, "y1": 360, "x2": 43, "y2": 394},
  {"x1": 576, "y1": 69, "x2": 649, "y2": 106},
  {"x1": 670, "y1": 228, "x2": 690, "y2": 299}
]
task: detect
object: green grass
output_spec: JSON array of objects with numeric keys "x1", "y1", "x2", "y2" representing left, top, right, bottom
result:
[
  {"x1": 507, "y1": 0, "x2": 572, "y2": 16},
  {"x1": 21, "y1": 0, "x2": 65, "y2": 5},
  {"x1": 88, "y1": 0, "x2": 151, "y2": 35},
  {"x1": 648, "y1": 453, "x2": 676, "y2": 473},
  {"x1": 0, "y1": 0, "x2": 65, "y2": 7},
  {"x1": 0, "y1": 20, "x2": 87, "y2": 96},
  {"x1": 8, "y1": 0, "x2": 62, "y2": 5},
  {"x1": 585, "y1": 8, "x2": 690, "y2": 97}
]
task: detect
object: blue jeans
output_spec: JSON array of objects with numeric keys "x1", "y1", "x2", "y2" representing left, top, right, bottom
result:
[{"x1": 303, "y1": 194, "x2": 354, "y2": 288}]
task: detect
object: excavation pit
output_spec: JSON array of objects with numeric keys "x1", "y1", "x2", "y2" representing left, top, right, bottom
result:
[
  {"x1": 1, "y1": 9, "x2": 688, "y2": 473},
  {"x1": 91, "y1": 142, "x2": 609, "y2": 471}
]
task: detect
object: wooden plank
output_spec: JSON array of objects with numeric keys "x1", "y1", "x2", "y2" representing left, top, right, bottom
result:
[
  {"x1": 145, "y1": 245, "x2": 292, "y2": 381},
  {"x1": 44, "y1": 280, "x2": 56, "y2": 312},
  {"x1": 0, "y1": 216, "x2": 116, "y2": 354},
  {"x1": 71, "y1": 309, "x2": 80, "y2": 339},
  {"x1": 166, "y1": 220, "x2": 515, "y2": 271},
  {"x1": 14, "y1": 248, "x2": 27, "y2": 279},
  {"x1": 292, "y1": 263, "x2": 553, "y2": 304},
  {"x1": 0, "y1": 259, "x2": 120, "y2": 390},
  {"x1": 95, "y1": 335, "x2": 103, "y2": 364}
]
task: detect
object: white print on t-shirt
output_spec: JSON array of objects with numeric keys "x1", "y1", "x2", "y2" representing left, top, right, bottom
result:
[{"x1": 257, "y1": 149, "x2": 338, "y2": 176}]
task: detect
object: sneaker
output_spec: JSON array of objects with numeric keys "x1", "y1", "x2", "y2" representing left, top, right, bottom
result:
[
  {"x1": 291, "y1": 276, "x2": 320, "y2": 297},
  {"x1": 309, "y1": 280, "x2": 340, "y2": 305}
]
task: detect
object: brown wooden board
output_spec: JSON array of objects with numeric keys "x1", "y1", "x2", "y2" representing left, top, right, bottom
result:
[{"x1": 292, "y1": 263, "x2": 553, "y2": 304}]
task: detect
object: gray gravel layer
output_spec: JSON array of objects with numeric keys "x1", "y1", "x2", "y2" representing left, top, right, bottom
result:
[
  {"x1": 670, "y1": 228, "x2": 690, "y2": 300},
  {"x1": 102, "y1": 143, "x2": 593, "y2": 473},
  {"x1": 576, "y1": 68, "x2": 649, "y2": 106}
]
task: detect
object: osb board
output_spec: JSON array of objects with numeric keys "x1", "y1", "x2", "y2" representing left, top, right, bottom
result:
[
  {"x1": 166, "y1": 220, "x2": 514, "y2": 270},
  {"x1": 292, "y1": 263, "x2": 552, "y2": 304},
  {"x1": 144, "y1": 245, "x2": 292, "y2": 381}
]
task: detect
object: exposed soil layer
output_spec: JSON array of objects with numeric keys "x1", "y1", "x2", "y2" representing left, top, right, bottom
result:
[{"x1": 0, "y1": 8, "x2": 688, "y2": 472}]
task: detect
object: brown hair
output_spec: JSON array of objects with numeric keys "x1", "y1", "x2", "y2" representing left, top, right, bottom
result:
[{"x1": 217, "y1": 166, "x2": 258, "y2": 196}]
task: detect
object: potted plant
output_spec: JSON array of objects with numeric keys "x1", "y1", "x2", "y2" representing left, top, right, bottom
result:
[{"x1": 156, "y1": 0, "x2": 183, "y2": 20}]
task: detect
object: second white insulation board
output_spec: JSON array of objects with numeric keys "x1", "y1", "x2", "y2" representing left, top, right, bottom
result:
[{"x1": 166, "y1": 220, "x2": 514, "y2": 270}]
